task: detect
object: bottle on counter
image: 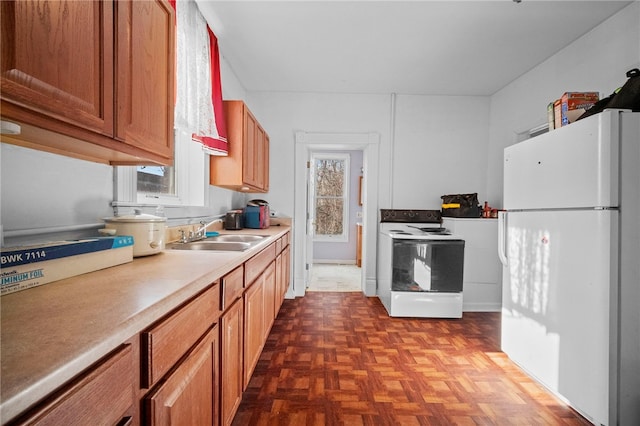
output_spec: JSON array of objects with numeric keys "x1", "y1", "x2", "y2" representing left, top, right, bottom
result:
[{"x1": 482, "y1": 201, "x2": 491, "y2": 218}]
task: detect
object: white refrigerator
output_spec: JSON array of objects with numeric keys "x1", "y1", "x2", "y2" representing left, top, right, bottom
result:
[{"x1": 498, "y1": 110, "x2": 640, "y2": 426}]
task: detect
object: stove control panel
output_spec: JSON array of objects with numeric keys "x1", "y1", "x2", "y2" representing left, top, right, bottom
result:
[{"x1": 380, "y1": 209, "x2": 441, "y2": 223}]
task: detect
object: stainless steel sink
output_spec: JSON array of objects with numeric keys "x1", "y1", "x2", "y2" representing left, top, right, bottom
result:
[
  {"x1": 208, "y1": 235, "x2": 267, "y2": 243},
  {"x1": 168, "y1": 241, "x2": 252, "y2": 251},
  {"x1": 166, "y1": 234, "x2": 268, "y2": 252}
]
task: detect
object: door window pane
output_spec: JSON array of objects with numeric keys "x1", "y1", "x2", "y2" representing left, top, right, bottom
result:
[{"x1": 313, "y1": 154, "x2": 349, "y2": 240}]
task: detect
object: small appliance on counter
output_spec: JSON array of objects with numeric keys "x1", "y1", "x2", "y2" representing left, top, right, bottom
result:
[
  {"x1": 101, "y1": 209, "x2": 166, "y2": 257},
  {"x1": 224, "y1": 210, "x2": 244, "y2": 230},
  {"x1": 244, "y1": 199, "x2": 270, "y2": 229}
]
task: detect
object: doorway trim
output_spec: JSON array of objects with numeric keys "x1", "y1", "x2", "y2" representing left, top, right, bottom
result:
[{"x1": 293, "y1": 131, "x2": 379, "y2": 297}]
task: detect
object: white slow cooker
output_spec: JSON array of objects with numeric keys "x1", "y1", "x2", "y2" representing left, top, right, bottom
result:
[{"x1": 101, "y1": 210, "x2": 167, "y2": 257}]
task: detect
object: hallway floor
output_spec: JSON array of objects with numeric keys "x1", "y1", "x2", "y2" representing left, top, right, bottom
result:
[
  {"x1": 233, "y1": 292, "x2": 590, "y2": 425},
  {"x1": 307, "y1": 264, "x2": 361, "y2": 292}
]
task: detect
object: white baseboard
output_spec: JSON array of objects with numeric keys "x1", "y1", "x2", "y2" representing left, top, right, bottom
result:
[
  {"x1": 312, "y1": 259, "x2": 356, "y2": 265},
  {"x1": 462, "y1": 302, "x2": 502, "y2": 312}
]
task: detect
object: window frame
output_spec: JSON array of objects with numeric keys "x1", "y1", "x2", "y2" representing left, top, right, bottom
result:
[
  {"x1": 312, "y1": 152, "x2": 350, "y2": 243},
  {"x1": 114, "y1": 130, "x2": 208, "y2": 210}
]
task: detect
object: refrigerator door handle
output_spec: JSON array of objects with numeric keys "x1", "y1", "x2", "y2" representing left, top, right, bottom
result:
[{"x1": 497, "y1": 211, "x2": 508, "y2": 266}]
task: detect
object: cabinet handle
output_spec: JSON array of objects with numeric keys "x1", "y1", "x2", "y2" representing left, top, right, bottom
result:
[
  {"x1": 117, "y1": 416, "x2": 133, "y2": 426},
  {"x1": 221, "y1": 278, "x2": 226, "y2": 310}
]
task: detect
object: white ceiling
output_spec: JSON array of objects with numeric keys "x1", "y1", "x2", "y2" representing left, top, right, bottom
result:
[{"x1": 197, "y1": 1, "x2": 632, "y2": 96}]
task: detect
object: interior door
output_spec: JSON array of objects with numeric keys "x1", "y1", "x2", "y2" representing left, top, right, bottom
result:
[{"x1": 304, "y1": 158, "x2": 315, "y2": 290}]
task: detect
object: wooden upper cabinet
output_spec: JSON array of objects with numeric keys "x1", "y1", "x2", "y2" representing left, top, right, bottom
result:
[
  {"x1": 255, "y1": 127, "x2": 269, "y2": 190},
  {"x1": 0, "y1": 1, "x2": 114, "y2": 135},
  {"x1": 210, "y1": 100, "x2": 270, "y2": 193},
  {"x1": 0, "y1": 0, "x2": 175, "y2": 165},
  {"x1": 115, "y1": 0, "x2": 174, "y2": 161},
  {"x1": 243, "y1": 111, "x2": 258, "y2": 188}
]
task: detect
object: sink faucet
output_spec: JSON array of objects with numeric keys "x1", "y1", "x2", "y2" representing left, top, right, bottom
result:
[
  {"x1": 195, "y1": 219, "x2": 217, "y2": 236},
  {"x1": 178, "y1": 219, "x2": 219, "y2": 244}
]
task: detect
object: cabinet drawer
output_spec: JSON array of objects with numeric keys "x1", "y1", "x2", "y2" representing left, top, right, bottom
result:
[
  {"x1": 16, "y1": 345, "x2": 135, "y2": 426},
  {"x1": 143, "y1": 325, "x2": 219, "y2": 426},
  {"x1": 245, "y1": 243, "x2": 276, "y2": 286},
  {"x1": 275, "y1": 237, "x2": 283, "y2": 254},
  {"x1": 142, "y1": 284, "x2": 220, "y2": 388},
  {"x1": 222, "y1": 265, "x2": 244, "y2": 311}
]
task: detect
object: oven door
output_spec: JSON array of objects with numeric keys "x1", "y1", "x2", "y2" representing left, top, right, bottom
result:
[{"x1": 392, "y1": 239, "x2": 464, "y2": 292}]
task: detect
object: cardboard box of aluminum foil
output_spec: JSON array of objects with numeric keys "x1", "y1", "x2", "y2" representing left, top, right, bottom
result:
[{"x1": 0, "y1": 236, "x2": 134, "y2": 296}]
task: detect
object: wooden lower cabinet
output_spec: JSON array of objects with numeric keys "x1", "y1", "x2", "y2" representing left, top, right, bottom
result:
[
  {"x1": 274, "y1": 233, "x2": 291, "y2": 314},
  {"x1": 141, "y1": 284, "x2": 220, "y2": 389},
  {"x1": 144, "y1": 325, "x2": 219, "y2": 426},
  {"x1": 221, "y1": 298, "x2": 244, "y2": 426},
  {"x1": 263, "y1": 262, "x2": 276, "y2": 340},
  {"x1": 275, "y1": 254, "x2": 283, "y2": 312},
  {"x1": 243, "y1": 275, "x2": 265, "y2": 389},
  {"x1": 11, "y1": 345, "x2": 135, "y2": 426},
  {"x1": 7, "y1": 232, "x2": 292, "y2": 426},
  {"x1": 282, "y1": 244, "x2": 291, "y2": 303}
]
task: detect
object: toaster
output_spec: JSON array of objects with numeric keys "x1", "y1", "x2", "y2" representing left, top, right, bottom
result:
[
  {"x1": 244, "y1": 205, "x2": 270, "y2": 229},
  {"x1": 224, "y1": 210, "x2": 244, "y2": 230}
]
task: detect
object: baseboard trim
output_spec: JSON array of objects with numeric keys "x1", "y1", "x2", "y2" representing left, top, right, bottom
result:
[{"x1": 312, "y1": 259, "x2": 357, "y2": 265}]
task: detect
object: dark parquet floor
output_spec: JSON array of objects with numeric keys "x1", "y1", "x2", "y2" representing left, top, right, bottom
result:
[{"x1": 233, "y1": 292, "x2": 591, "y2": 426}]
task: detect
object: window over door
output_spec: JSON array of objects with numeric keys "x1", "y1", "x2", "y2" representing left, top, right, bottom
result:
[{"x1": 313, "y1": 153, "x2": 349, "y2": 242}]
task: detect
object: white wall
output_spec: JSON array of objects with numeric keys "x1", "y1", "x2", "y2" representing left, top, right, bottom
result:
[
  {"x1": 0, "y1": 144, "x2": 114, "y2": 246},
  {"x1": 244, "y1": 91, "x2": 392, "y2": 218},
  {"x1": 245, "y1": 91, "x2": 490, "y2": 217},
  {"x1": 393, "y1": 95, "x2": 490, "y2": 209},
  {"x1": 486, "y1": 1, "x2": 640, "y2": 206}
]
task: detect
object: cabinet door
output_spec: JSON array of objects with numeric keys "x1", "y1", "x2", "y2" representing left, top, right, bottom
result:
[
  {"x1": 243, "y1": 109, "x2": 258, "y2": 188},
  {"x1": 145, "y1": 326, "x2": 219, "y2": 426},
  {"x1": 243, "y1": 277, "x2": 264, "y2": 389},
  {"x1": 17, "y1": 345, "x2": 135, "y2": 426},
  {"x1": 221, "y1": 299, "x2": 243, "y2": 426},
  {"x1": 1, "y1": 1, "x2": 114, "y2": 135},
  {"x1": 283, "y1": 244, "x2": 291, "y2": 297},
  {"x1": 115, "y1": 0, "x2": 174, "y2": 161},
  {"x1": 275, "y1": 254, "x2": 283, "y2": 312},
  {"x1": 253, "y1": 126, "x2": 269, "y2": 190},
  {"x1": 264, "y1": 134, "x2": 270, "y2": 190},
  {"x1": 263, "y1": 262, "x2": 276, "y2": 339}
]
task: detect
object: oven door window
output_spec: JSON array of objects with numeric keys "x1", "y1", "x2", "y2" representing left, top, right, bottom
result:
[{"x1": 391, "y1": 240, "x2": 464, "y2": 292}]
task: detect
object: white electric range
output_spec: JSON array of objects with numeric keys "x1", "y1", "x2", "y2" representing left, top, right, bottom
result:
[{"x1": 377, "y1": 209, "x2": 465, "y2": 318}]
